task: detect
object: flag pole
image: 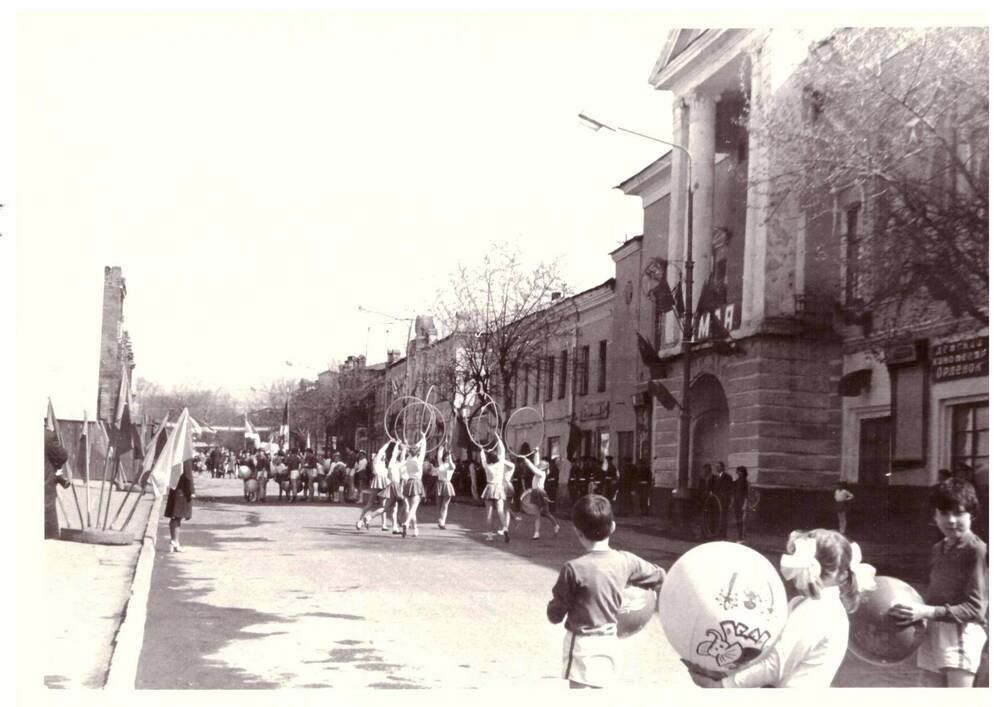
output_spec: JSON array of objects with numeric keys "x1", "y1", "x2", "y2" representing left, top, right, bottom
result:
[
  {"x1": 118, "y1": 468, "x2": 150, "y2": 531},
  {"x1": 94, "y1": 429, "x2": 114, "y2": 530},
  {"x1": 102, "y1": 447, "x2": 122, "y2": 530},
  {"x1": 83, "y1": 411, "x2": 92, "y2": 528},
  {"x1": 118, "y1": 413, "x2": 168, "y2": 531}
]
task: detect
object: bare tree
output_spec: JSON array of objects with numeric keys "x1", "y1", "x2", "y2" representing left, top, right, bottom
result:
[
  {"x1": 747, "y1": 27, "x2": 988, "y2": 337},
  {"x1": 434, "y1": 241, "x2": 571, "y2": 426}
]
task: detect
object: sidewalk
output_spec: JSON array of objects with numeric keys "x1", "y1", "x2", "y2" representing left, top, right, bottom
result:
[{"x1": 43, "y1": 482, "x2": 158, "y2": 689}]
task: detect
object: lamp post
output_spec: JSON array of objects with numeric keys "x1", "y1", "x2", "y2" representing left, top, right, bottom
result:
[{"x1": 578, "y1": 112, "x2": 696, "y2": 496}]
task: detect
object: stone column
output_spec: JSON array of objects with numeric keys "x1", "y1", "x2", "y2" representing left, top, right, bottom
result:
[
  {"x1": 688, "y1": 92, "x2": 718, "y2": 317},
  {"x1": 664, "y1": 98, "x2": 689, "y2": 349},
  {"x1": 742, "y1": 43, "x2": 769, "y2": 331}
]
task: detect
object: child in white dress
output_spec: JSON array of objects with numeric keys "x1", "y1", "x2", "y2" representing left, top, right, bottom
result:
[
  {"x1": 689, "y1": 528, "x2": 876, "y2": 688},
  {"x1": 435, "y1": 448, "x2": 456, "y2": 529}
]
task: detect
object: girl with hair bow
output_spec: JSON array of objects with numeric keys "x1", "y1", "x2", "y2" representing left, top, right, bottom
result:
[{"x1": 690, "y1": 528, "x2": 877, "y2": 688}]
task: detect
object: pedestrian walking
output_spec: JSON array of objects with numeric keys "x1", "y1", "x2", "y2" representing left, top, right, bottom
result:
[
  {"x1": 166, "y1": 459, "x2": 196, "y2": 553},
  {"x1": 435, "y1": 448, "x2": 456, "y2": 529},
  {"x1": 834, "y1": 482, "x2": 854, "y2": 534}
]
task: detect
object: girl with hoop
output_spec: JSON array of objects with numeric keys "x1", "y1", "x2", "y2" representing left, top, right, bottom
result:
[
  {"x1": 356, "y1": 440, "x2": 393, "y2": 531},
  {"x1": 384, "y1": 442, "x2": 408, "y2": 534},
  {"x1": 400, "y1": 435, "x2": 427, "y2": 537},
  {"x1": 480, "y1": 432, "x2": 514, "y2": 543},
  {"x1": 435, "y1": 446, "x2": 456, "y2": 529},
  {"x1": 524, "y1": 449, "x2": 560, "y2": 539}
]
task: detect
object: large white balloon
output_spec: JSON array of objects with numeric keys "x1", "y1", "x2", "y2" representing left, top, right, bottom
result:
[{"x1": 659, "y1": 542, "x2": 787, "y2": 673}]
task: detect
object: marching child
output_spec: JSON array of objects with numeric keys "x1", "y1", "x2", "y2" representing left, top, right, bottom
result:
[
  {"x1": 688, "y1": 528, "x2": 876, "y2": 688},
  {"x1": 547, "y1": 494, "x2": 666, "y2": 688},
  {"x1": 385, "y1": 442, "x2": 409, "y2": 534},
  {"x1": 356, "y1": 441, "x2": 392, "y2": 530},
  {"x1": 524, "y1": 449, "x2": 560, "y2": 539},
  {"x1": 480, "y1": 432, "x2": 514, "y2": 542},
  {"x1": 889, "y1": 479, "x2": 988, "y2": 687},
  {"x1": 435, "y1": 447, "x2": 456, "y2": 529},
  {"x1": 401, "y1": 435, "x2": 428, "y2": 537}
]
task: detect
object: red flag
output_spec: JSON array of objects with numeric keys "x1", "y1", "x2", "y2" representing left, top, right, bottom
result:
[
  {"x1": 649, "y1": 380, "x2": 679, "y2": 410},
  {"x1": 113, "y1": 366, "x2": 136, "y2": 456}
]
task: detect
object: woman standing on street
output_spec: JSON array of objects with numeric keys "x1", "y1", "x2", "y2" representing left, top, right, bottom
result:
[{"x1": 166, "y1": 459, "x2": 195, "y2": 552}]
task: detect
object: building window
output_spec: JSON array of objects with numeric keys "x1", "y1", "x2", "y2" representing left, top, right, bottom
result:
[
  {"x1": 559, "y1": 350, "x2": 568, "y2": 399},
  {"x1": 577, "y1": 346, "x2": 590, "y2": 396},
  {"x1": 597, "y1": 341, "x2": 607, "y2": 393},
  {"x1": 952, "y1": 401, "x2": 988, "y2": 486},
  {"x1": 546, "y1": 355, "x2": 555, "y2": 402},
  {"x1": 844, "y1": 204, "x2": 861, "y2": 305},
  {"x1": 533, "y1": 361, "x2": 541, "y2": 404},
  {"x1": 522, "y1": 365, "x2": 529, "y2": 407}
]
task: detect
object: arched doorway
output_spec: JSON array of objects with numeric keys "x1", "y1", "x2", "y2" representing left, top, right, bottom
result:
[{"x1": 689, "y1": 374, "x2": 730, "y2": 488}]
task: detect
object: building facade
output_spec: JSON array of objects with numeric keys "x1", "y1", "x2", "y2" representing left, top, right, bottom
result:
[{"x1": 623, "y1": 28, "x2": 988, "y2": 535}]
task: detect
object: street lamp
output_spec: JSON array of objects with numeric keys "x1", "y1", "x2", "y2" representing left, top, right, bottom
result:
[{"x1": 578, "y1": 111, "x2": 697, "y2": 497}]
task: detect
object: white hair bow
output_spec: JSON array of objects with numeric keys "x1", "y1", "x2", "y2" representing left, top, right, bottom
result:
[
  {"x1": 780, "y1": 537, "x2": 822, "y2": 586},
  {"x1": 850, "y1": 542, "x2": 878, "y2": 592}
]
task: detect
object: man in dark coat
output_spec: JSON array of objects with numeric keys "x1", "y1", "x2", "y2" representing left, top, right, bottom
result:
[{"x1": 44, "y1": 429, "x2": 70, "y2": 539}]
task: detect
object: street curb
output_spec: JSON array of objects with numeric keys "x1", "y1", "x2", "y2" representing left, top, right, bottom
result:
[{"x1": 103, "y1": 494, "x2": 163, "y2": 689}]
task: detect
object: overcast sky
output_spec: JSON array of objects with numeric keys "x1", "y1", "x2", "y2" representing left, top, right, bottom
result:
[{"x1": 17, "y1": 9, "x2": 679, "y2": 416}]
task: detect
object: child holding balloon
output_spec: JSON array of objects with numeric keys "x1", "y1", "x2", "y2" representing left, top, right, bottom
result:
[
  {"x1": 889, "y1": 479, "x2": 988, "y2": 687},
  {"x1": 688, "y1": 528, "x2": 876, "y2": 688},
  {"x1": 547, "y1": 494, "x2": 666, "y2": 688}
]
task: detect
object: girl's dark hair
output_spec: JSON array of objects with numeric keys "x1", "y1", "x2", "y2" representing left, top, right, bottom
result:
[
  {"x1": 485, "y1": 447, "x2": 499, "y2": 465},
  {"x1": 931, "y1": 478, "x2": 979, "y2": 516},
  {"x1": 572, "y1": 494, "x2": 614, "y2": 541},
  {"x1": 385, "y1": 442, "x2": 396, "y2": 465},
  {"x1": 786, "y1": 528, "x2": 861, "y2": 613},
  {"x1": 736, "y1": 466, "x2": 748, "y2": 479}
]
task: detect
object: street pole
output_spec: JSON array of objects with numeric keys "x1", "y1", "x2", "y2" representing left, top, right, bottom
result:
[
  {"x1": 677, "y1": 177, "x2": 695, "y2": 496},
  {"x1": 577, "y1": 113, "x2": 697, "y2": 497}
]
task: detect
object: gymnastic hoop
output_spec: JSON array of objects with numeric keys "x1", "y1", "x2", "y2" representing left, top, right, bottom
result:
[
  {"x1": 504, "y1": 406, "x2": 544, "y2": 459},
  {"x1": 384, "y1": 395, "x2": 425, "y2": 443},
  {"x1": 393, "y1": 400, "x2": 441, "y2": 448},
  {"x1": 464, "y1": 395, "x2": 501, "y2": 451}
]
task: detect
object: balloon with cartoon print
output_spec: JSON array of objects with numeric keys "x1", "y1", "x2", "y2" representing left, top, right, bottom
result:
[{"x1": 658, "y1": 541, "x2": 788, "y2": 673}]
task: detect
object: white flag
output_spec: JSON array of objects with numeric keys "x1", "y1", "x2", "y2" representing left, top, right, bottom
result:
[{"x1": 147, "y1": 408, "x2": 195, "y2": 497}]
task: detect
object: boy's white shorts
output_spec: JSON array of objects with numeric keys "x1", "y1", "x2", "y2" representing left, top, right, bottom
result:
[
  {"x1": 917, "y1": 621, "x2": 987, "y2": 674},
  {"x1": 562, "y1": 630, "x2": 621, "y2": 687}
]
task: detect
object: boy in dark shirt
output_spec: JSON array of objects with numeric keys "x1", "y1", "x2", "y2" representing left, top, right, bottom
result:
[
  {"x1": 890, "y1": 479, "x2": 988, "y2": 687},
  {"x1": 547, "y1": 494, "x2": 666, "y2": 688}
]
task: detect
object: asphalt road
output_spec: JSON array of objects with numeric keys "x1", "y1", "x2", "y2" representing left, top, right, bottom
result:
[{"x1": 135, "y1": 476, "x2": 923, "y2": 689}]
